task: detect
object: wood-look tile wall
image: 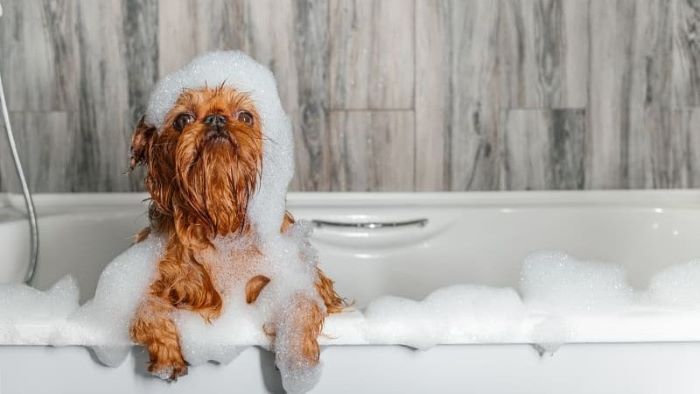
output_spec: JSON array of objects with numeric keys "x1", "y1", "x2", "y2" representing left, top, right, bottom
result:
[{"x1": 1, "y1": 0, "x2": 699, "y2": 192}]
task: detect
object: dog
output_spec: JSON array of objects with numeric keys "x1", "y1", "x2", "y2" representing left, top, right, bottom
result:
[{"x1": 127, "y1": 77, "x2": 343, "y2": 380}]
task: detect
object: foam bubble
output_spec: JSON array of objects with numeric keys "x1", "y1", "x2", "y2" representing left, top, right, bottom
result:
[
  {"x1": 530, "y1": 317, "x2": 570, "y2": 356},
  {"x1": 0, "y1": 275, "x2": 78, "y2": 343},
  {"x1": 646, "y1": 260, "x2": 700, "y2": 307},
  {"x1": 64, "y1": 235, "x2": 164, "y2": 366},
  {"x1": 364, "y1": 285, "x2": 526, "y2": 349},
  {"x1": 0, "y1": 275, "x2": 78, "y2": 322},
  {"x1": 520, "y1": 251, "x2": 635, "y2": 313},
  {"x1": 174, "y1": 281, "x2": 262, "y2": 367}
]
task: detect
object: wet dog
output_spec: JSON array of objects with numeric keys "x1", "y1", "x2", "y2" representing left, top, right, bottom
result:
[{"x1": 128, "y1": 83, "x2": 343, "y2": 380}]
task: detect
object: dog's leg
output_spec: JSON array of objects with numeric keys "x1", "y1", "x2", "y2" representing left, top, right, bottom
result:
[
  {"x1": 130, "y1": 296, "x2": 188, "y2": 380},
  {"x1": 275, "y1": 295, "x2": 324, "y2": 367},
  {"x1": 297, "y1": 297, "x2": 324, "y2": 365},
  {"x1": 131, "y1": 243, "x2": 223, "y2": 380}
]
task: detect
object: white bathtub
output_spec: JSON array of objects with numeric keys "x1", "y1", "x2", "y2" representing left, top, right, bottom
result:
[{"x1": 1, "y1": 191, "x2": 700, "y2": 393}]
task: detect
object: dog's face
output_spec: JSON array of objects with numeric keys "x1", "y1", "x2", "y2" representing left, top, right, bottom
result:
[{"x1": 130, "y1": 86, "x2": 263, "y2": 244}]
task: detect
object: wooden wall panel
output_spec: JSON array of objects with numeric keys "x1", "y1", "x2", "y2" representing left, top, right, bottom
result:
[
  {"x1": 246, "y1": 0, "x2": 331, "y2": 191},
  {"x1": 329, "y1": 0, "x2": 414, "y2": 110},
  {"x1": 0, "y1": 0, "x2": 697, "y2": 192},
  {"x1": 502, "y1": 109, "x2": 586, "y2": 190},
  {"x1": 586, "y1": 0, "x2": 672, "y2": 189},
  {"x1": 329, "y1": 110, "x2": 414, "y2": 191},
  {"x1": 415, "y1": 0, "x2": 501, "y2": 191},
  {"x1": 673, "y1": 0, "x2": 700, "y2": 107},
  {"x1": 499, "y1": 0, "x2": 588, "y2": 108}
]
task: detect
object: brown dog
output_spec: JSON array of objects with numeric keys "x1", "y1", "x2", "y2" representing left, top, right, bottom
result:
[{"x1": 128, "y1": 85, "x2": 343, "y2": 380}]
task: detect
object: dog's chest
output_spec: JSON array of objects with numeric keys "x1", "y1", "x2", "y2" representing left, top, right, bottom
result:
[{"x1": 195, "y1": 241, "x2": 263, "y2": 294}]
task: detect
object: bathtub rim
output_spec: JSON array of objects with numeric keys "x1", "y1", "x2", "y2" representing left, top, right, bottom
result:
[{"x1": 6, "y1": 306, "x2": 700, "y2": 347}]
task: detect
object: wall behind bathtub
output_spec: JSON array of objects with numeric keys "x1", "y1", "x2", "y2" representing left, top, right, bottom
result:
[{"x1": 1, "y1": 0, "x2": 699, "y2": 193}]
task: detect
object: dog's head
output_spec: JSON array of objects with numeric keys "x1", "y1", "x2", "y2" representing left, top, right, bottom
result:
[{"x1": 130, "y1": 86, "x2": 263, "y2": 245}]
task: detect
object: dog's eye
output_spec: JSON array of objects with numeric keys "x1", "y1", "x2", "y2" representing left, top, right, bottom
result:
[
  {"x1": 237, "y1": 111, "x2": 254, "y2": 126},
  {"x1": 173, "y1": 113, "x2": 195, "y2": 131}
]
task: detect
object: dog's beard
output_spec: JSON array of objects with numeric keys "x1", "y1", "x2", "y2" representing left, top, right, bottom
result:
[{"x1": 173, "y1": 130, "x2": 260, "y2": 242}]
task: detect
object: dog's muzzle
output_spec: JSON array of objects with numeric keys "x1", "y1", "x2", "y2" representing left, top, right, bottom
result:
[{"x1": 204, "y1": 114, "x2": 232, "y2": 142}]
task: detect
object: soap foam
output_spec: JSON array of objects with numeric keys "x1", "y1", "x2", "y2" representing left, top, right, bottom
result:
[
  {"x1": 6, "y1": 246, "x2": 700, "y2": 383},
  {"x1": 0, "y1": 275, "x2": 78, "y2": 343},
  {"x1": 646, "y1": 260, "x2": 700, "y2": 307},
  {"x1": 364, "y1": 285, "x2": 526, "y2": 349},
  {"x1": 520, "y1": 251, "x2": 637, "y2": 353},
  {"x1": 520, "y1": 251, "x2": 635, "y2": 313},
  {"x1": 63, "y1": 235, "x2": 164, "y2": 366},
  {"x1": 530, "y1": 317, "x2": 571, "y2": 356}
]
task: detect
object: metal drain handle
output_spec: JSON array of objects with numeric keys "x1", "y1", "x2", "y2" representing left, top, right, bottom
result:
[{"x1": 311, "y1": 218, "x2": 428, "y2": 230}]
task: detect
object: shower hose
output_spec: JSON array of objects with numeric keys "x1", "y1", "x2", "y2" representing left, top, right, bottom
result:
[{"x1": 0, "y1": 1, "x2": 40, "y2": 284}]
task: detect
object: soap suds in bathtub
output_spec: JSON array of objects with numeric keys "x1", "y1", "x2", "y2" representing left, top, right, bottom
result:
[
  {"x1": 645, "y1": 260, "x2": 700, "y2": 307},
  {"x1": 364, "y1": 285, "x2": 526, "y2": 349},
  {"x1": 7, "y1": 248, "x2": 700, "y2": 351},
  {"x1": 360, "y1": 251, "x2": 700, "y2": 355},
  {"x1": 529, "y1": 317, "x2": 571, "y2": 356},
  {"x1": 0, "y1": 275, "x2": 78, "y2": 343},
  {"x1": 62, "y1": 235, "x2": 164, "y2": 366},
  {"x1": 520, "y1": 251, "x2": 635, "y2": 313},
  {"x1": 519, "y1": 251, "x2": 636, "y2": 354}
]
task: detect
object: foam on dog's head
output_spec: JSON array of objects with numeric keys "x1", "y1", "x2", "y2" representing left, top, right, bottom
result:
[{"x1": 144, "y1": 51, "x2": 294, "y2": 239}]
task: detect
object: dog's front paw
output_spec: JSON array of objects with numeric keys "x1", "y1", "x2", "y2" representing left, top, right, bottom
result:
[{"x1": 149, "y1": 359, "x2": 188, "y2": 381}]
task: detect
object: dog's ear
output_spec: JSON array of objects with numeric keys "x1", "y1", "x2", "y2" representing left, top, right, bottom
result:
[{"x1": 130, "y1": 116, "x2": 156, "y2": 171}]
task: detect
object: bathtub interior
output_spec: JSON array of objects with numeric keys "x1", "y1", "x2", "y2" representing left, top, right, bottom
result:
[
  {"x1": 0, "y1": 191, "x2": 700, "y2": 394},
  {"x1": 3, "y1": 191, "x2": 700, "y2": 309}
]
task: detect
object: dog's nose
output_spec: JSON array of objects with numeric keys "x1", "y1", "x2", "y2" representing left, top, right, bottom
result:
[{"x1": 203, "y1": 114, "x2": 227, "y2": 128}]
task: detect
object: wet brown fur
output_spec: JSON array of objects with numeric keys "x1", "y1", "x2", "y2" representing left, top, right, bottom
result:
[
  {"x1": 245, "y1": 275, "x2": 270, "y2": 304},
  {"x1": 128, "y1": 87, "x2": 344, "y2": 380}
]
